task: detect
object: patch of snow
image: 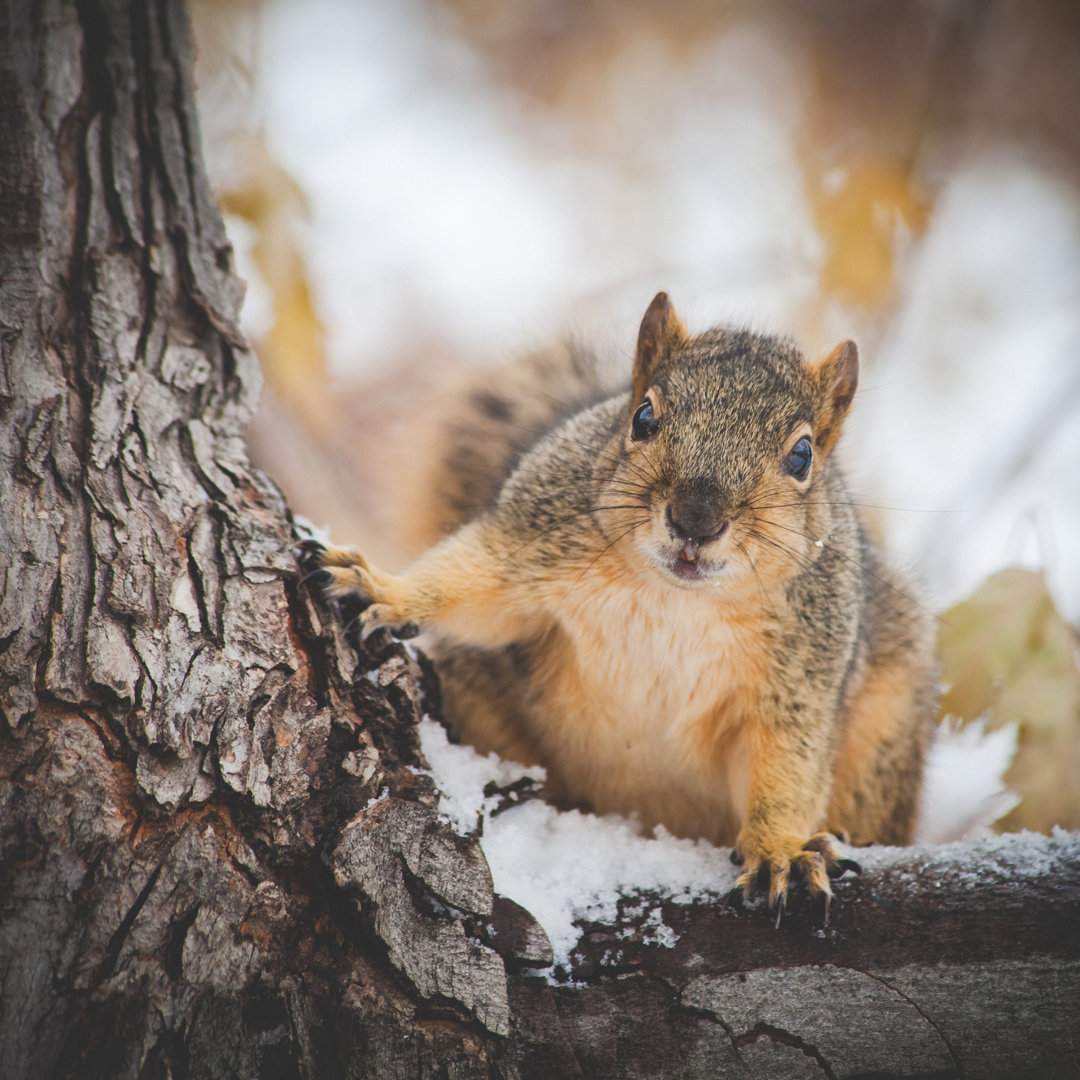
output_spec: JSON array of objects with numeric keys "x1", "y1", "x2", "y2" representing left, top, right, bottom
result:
[
  {"x1": 854, "y1": 829, "x2": 1080, "y2": 892},
  {"x1": 419, "y1": 717, "x2": 734, "y2": 972},
  {"x1": 417, "y1": 716, "x2": 545, "y2": 836},
  {"x1": 635, "y1": 905, "x2": 680, "y2": 950},
  {"x1": 916, "y1": 718, "x2": 1021, "y2": 844},
  {"x1": 290, "y1": 515, "x2": 332, "y2": 545}
]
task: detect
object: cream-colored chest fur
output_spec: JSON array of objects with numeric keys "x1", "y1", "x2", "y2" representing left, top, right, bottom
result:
[{"x1": 530, "y1": 567, "x2": 770, "y2": 844}]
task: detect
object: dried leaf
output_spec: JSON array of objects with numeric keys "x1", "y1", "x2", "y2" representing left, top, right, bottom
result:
[
  {"x1": 218, "y1": 133, "x2": 329, "y2": 430},
  {"x1": 938, "y1": 568, "x2": 1080, "y2": 832},
  {"x1": 810, "y1": 157, "x2": 931, "y2": 309}
]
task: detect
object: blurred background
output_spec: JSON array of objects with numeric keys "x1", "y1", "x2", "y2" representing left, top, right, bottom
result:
[{"x1": 189, "y1": 0, "x2": 1080, "y2": 835}]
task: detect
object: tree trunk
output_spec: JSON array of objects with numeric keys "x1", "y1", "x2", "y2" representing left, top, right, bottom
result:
[{"x1": 0, "y1": 3, "x2": 1077, "y2": 1079}]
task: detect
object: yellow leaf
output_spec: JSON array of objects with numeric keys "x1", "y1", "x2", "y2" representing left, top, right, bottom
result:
[
  {"x1": 809, "y1": 158, "x2": 931, "y2": 310},
  {"x1": 938, "y1": 568, "x2": 1080, "y2": 832},
  {"x1": 218, "y1": 133, "x2": 331, "y2": 433}
]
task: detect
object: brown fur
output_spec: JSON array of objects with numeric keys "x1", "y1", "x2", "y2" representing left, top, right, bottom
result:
[{"x1": 312, "y1": 293, "x2": 937, "y2": 906}]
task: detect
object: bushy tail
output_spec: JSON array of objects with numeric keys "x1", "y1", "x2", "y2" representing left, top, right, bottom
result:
[{"x1": 395, "y1": 339, "x2": 621, "y2": 555}]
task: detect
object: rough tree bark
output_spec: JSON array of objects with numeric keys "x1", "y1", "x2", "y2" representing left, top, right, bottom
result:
[{"x1": 0, "y1": 2, "x2": 1077, "y2": 1079}]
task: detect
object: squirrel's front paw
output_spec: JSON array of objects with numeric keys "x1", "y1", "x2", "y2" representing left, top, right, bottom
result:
[
  {"x1": 732, "y1": 830, "x2": 859, "y2": 912},
  {"x1": 297, "y1": 541, "x2": 408, "y2": 632}
]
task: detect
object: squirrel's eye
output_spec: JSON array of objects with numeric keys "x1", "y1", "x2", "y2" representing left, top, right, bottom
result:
[
  {"x1": 784, "y1": 436, "x2": 813, "y2": 480},
  {"x1": 631, "y1": 400, "x2": 660, "y2": 442}
]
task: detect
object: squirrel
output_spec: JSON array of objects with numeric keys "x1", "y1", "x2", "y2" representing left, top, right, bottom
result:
[{"x1": 303, "y1": 292, "x2": 938, "y2": 909}]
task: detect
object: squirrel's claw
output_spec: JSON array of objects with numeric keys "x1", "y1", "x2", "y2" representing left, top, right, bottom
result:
[
  {"x1": 732, "y1": 831, "x2": 857, "y2": 915},
  {"x1": 299, "y1": 567, "x2": 333, "y2": 589},
  {"x1": 355, "y1": 602, "x2": 397, "y2": 638},
  {"x1": 297, "y1": 540, "x2": 421, "y2": 639},
  {"x1": 295, "y1": 538, "x2": 328, "y2": 575},
  {"x1": 318, "y1": 563, "x2": 375, "y2": 599},
  {"x1": 733, "y1": 853, "x2": 819, "y2": 908},
  {"x1": 295, "y1": 542, "x2": 377, "y2": 597}
]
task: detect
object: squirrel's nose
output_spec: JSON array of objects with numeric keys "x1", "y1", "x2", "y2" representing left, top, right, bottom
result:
[{"x1": 666, "y1": 499, "x2": 729, "y2": 548}]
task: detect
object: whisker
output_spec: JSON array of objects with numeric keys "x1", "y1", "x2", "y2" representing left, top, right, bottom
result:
[
  {"x1": 735, "y1": 538, "x2": 779, "y2": 619},
  {"x1": 750, "y1": 515, "x2": 936, "y2": 621},
  {"x1": 504, "y1": 502, "x2": 651, "y2": 561},
  {"x1": 441, "y1": 475, "x2": 652, "y2": 523},
  {"x1": 744, "y1": 527, "x2": 821, "y2": 580},
  {"x1": 749, "y1": 498, "x2": 961, "y2": 516},
  {"x1": 566, "y1": 518, "x2": 649, "y2": 593}
]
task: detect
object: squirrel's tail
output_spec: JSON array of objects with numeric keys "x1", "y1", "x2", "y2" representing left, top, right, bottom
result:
[{"x1": 392, "y1": 339, "x2": 620, "y2": 557}]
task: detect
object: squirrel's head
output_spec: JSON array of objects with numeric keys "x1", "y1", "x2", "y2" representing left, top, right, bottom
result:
[{"x1": 615, "y1": 292, "x2": 858, "y2": 592}]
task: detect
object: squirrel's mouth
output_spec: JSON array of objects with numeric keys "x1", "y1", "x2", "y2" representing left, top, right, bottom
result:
[
  {"x1": 661, "y1": 553, "x2": 726, "y2": 584},
  {"x1": 669, "y1": 557, "x2": 705, "y2": 581}
]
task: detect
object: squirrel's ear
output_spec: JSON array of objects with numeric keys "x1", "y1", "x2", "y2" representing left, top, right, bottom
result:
[
  {"x1": 808, "y1": 339, "x2": 859, "y2": 455},
  {"x1": 633, "y1": 292, "x2": 688, "y2": 405}
]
